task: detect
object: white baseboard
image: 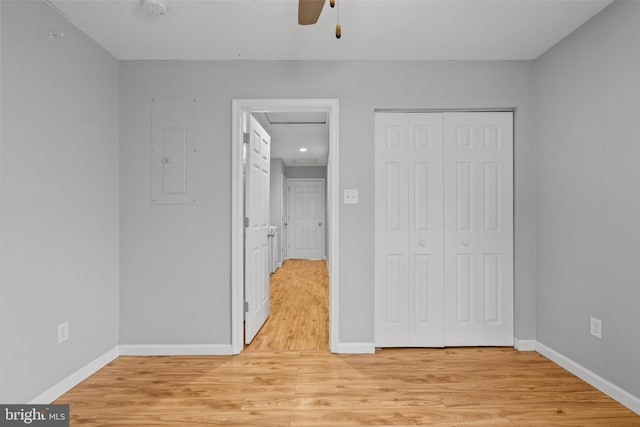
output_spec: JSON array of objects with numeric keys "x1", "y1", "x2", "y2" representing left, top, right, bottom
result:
[
  {"x1": 28, "y1": 344, "x2": 233, "y2": 403},
  {"x1": 29, "y1": 346, "x2": 119, "y2": 404},
  {"x1": 536, "y1": 341, "x2": 640, "y2": 415},
  {"x1": 119, "y1": 344, "x2": 233, "y2": 356},
  {"x1": 514, "y1": 339, "x2": 536, "y2": 351},
  {"x1": 332, "y1": 342, "x2": 376, "y2": 354}
]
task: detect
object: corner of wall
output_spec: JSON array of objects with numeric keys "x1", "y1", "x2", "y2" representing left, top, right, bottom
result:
[
  {"x1": 29, "y1": 347, "x2": 119, "y2": 404},
  {"x1": 536, "y1": 342, "x2": 640, "y2": 415}
]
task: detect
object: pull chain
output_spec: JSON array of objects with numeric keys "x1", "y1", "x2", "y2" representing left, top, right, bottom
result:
[{"x1": 335, "y1": 0, "x2": 341, "y2": 39}]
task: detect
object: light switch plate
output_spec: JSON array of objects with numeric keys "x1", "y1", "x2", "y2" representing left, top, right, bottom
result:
[{"x1": 344, "y1": 189, "x2": 359, "y2": 204}]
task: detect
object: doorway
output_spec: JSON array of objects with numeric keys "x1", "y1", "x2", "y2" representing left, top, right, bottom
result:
[{"x1": 231, "y1": 99, "x2": 339, "y2": 354}]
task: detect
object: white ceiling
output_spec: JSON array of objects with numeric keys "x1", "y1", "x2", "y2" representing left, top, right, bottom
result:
[
  {"x1": 45, "y1": 0, "x2": 613, "y2": 166},
  {"x1": 47, "y1": 0, "x2": 613, "y2": 61},
  {"x1": 253, "y1": 112, "x2": 330, "y2": 167}
]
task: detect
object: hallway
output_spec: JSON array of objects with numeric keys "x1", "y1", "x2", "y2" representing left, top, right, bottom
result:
[{"x1": 245, "y1": 259, "x2": 329, "y2": 352}]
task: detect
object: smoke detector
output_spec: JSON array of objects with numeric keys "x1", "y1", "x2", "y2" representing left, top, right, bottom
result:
[{"x1": 142, "y1": 0, "x2": 168, "y2": 16}]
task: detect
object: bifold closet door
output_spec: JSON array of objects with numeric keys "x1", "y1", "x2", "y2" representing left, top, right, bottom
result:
[
  {"x1": 443, "y1": 112, "x2": 513, "y2": 346},
  {"x1": 374, "y1": 113, "x2": 444, "y2": 347},
  {"x1": 375, "y1": 111, "x2": 513, "y2": 348}
]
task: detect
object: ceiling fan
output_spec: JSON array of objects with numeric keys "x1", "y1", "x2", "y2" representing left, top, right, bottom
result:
[{"x1": 298, "y1": 0, "x2": 341, "y2": 38}]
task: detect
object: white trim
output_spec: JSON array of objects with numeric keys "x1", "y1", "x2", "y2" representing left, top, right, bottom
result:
[
  {"x1": 514, "y1": 339, "x2": 536, "y2": 351},
  {"x1": 327, "y1": 100, "x2": 340, "y2": 354},
  {"x1": 119, "y1": 344, "x2": 233, "y2": 356},
  {"x1": 29, "y1": 346, "x2": 119, "y2": 404},
  {"x1": 333, "y1": 342, "x2": 376, "y2": 354},
  {"x1": 536, "y1": 342, "x2": 640, "y2": 415},
  {"x1": 231, "y1": 99, "x2": 340, "y2": 355}
]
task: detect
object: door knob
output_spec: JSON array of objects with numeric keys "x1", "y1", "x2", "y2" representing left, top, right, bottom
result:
[
  {"x1": 318, "y1": 222, "x2": 323, "y2": 227},
  {"x1": 419, "y1": 240, "x2": 426, "y2": 247},
  {"x1": 463, "y1": 241, "x2": 469, "y2": 246}
]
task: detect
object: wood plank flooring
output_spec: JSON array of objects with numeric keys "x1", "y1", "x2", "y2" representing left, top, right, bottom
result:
[
  {"x1": 245, "y1": 259, "x2": 329, "y2": 352},
  {"x1": 54, "y1": 260, "x2": 640, "y2": 425},
  {"x1": 56, "y1": 348, "x2": 639, "y2": 426}
]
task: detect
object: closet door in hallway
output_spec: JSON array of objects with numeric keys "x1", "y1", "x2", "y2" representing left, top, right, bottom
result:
[
  {"x1": 287, "y1": 179, "x2": 325, "y2": 260},
  {"x1": 375, "y1": 112, "x2": 513, "y2": 348}
]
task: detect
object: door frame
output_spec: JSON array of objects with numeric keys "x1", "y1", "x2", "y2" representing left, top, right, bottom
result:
[
  {"x1": 286, "y1": 178, "x2": 326, "y2": 260},
  {"x1": 231, "y1": 99, "x2": 339, "y2": 354},
  {"x1": 281, "y1": 174, "x2": 287, "y2": 262}
]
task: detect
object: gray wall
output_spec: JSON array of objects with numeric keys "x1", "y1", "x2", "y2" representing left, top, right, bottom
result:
[
  {"x1": 119, "y1": 60, "x2": 536, "y2": 345},
  {"x1": 270, "y1": 158, "x2": 285, "y2": 264},
  {"x1": 286, "y1": 166, "x2": 327, "y2": 179},
  {"x1": 534, "y1": 0, "x2": 640, "y2": 397},
  {"x1": 270, "y1": 158, "x2": 285, "y2": 227},
  {"x1": 0, "y1": 1, "x2": 119, "y2": 402}
]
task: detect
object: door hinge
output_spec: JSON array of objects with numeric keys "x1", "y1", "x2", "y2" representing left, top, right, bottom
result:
[
  {"x1": 243, "y1": 133, "x2": 249, "y2": 145},
  {"x1": 244, "y1": 301, "x2": 249, "y2": 312},
  {"x1": 244, "y1": 217, "x2": 249, "y2": 228}
]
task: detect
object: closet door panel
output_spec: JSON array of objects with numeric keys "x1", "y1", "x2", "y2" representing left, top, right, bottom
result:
[
  {"x1": 477, "y1": 113, "x2": 513, "y2": 339},
  {"x1": 407, "y1": 114, "x2": 444, "y2": 346},
  {"x1": 375, "y1": 113, "x2": 445, "y2": 347},
  {"x1": 444, "y1": 112, "x2": 513, "y2": 346},
  {"x1": 375, "y1": 114, "x2": 410, "y2": 346}
]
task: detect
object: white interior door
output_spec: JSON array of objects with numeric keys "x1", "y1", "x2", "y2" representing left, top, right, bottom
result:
[
  {"x1": 374, "y1": 113, "x2": 445, "y2": 347},
  {"x1": 443, "y1": 112, "x2": 513, "y2": 346},
  {"x1": 245, "y1": 115, "x2": 271, "y2": 344},
  {"x1": 287, "y1": 179, "x2": 325, "y2": 259}
]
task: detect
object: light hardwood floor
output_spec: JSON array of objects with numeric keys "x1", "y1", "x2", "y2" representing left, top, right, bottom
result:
[
  {"x1": 55, "y1": 260, "x2": 639, "y2": 426},
  {"x1": 245, "y1": 259, "x2": 329, "y2": 352}
]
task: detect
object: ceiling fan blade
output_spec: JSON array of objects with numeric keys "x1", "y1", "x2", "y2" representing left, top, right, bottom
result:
[{"x1": 298, "y1": 0, "x2": 326, "y2": 25}]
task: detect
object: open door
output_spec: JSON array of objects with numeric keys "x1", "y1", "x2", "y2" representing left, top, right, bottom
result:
[{"x1": 245, "y1": 115, "x2": 271, "y2": 344}]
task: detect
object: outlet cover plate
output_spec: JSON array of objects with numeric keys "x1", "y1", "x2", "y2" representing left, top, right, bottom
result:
[{"x1": 58, "y1": 321, "x2": 69, "y2": 343}]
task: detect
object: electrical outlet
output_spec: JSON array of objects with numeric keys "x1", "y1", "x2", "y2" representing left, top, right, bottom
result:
[
  {"x1": 58, "y1": 321, "x2": 69, "y2": 344},
  {"x1": 590, "y1": 316, "x2": 602, "y2": 339}
]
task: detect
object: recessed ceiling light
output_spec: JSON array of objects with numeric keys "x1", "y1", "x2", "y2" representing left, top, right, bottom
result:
[{"x1": 299, "y1": 147, "x2": 308, "y2": 152}]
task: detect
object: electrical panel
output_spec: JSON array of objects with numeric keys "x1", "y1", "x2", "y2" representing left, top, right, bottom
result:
[{"x1": 151, "y1": 98, "x2": 198, "y2": 204}]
